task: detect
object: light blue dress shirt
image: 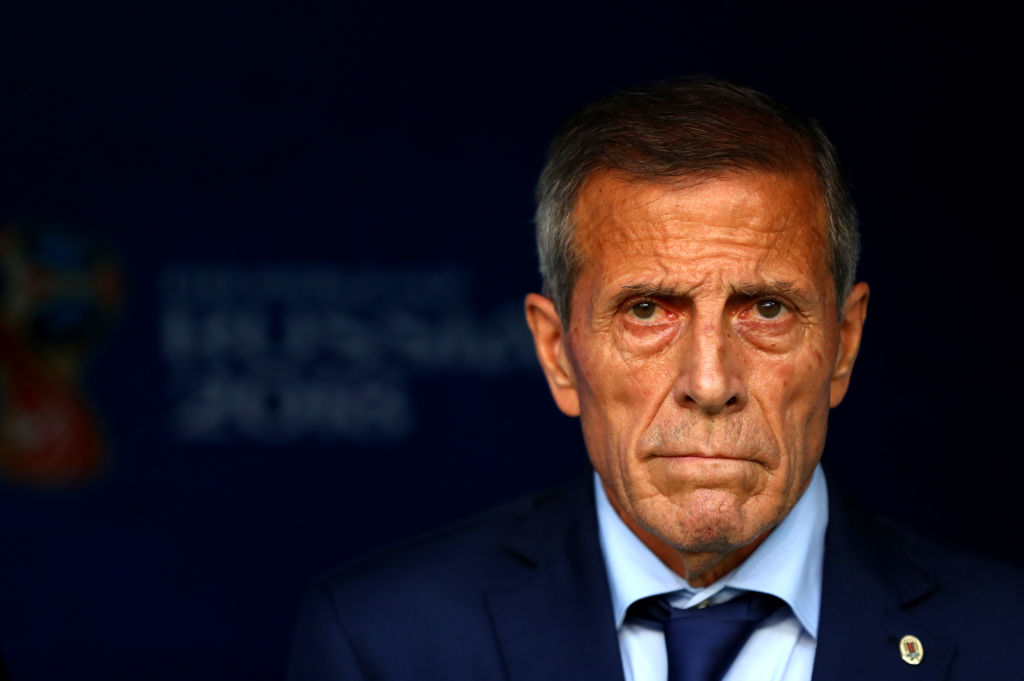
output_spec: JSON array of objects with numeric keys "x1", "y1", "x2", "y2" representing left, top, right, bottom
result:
[{"x1": 594, "y1": 465, "x2": 828, "y2": 681}]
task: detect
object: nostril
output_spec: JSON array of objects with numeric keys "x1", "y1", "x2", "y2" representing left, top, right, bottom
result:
[{"x1": 726, "y1": 396, "x2": 738, "y2": 406}]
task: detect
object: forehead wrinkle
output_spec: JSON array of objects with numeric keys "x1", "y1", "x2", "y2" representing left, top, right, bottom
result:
[
  {"x1": 636, "y1": 181, "x2": 805, "y2": 238},
  {"x1": 593, "y1": 224, "x2": 802, "y2": 269},
  {"x1": 572, "y1": 170, "x2": 833, "y2": 309},
  {"x1": 576, "y1": 167, "x2": 826, "y2": 234},
  {"x1": 608, "y1": 254, "x2": 790, "y2": 295}
]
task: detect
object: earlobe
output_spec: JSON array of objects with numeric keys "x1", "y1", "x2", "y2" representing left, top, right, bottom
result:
[
  {"x1": 524, "y1": 293, "x2": 580, "y2": 417},
  {"x1": 829, "y1": 282, "x2": 870, "y2": 407}
]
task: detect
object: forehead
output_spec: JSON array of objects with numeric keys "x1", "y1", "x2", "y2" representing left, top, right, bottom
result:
[{"x1": 571, "y1": 170, "x2": 830, "y2": 293}]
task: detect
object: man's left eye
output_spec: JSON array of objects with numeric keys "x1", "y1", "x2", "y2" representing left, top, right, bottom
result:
[
  {"x1": 755, "y1": 299, "x2": 786, "y2": 319},
  {"x1": 631, "y1": 301, "x2": 659, "y2": 319}
]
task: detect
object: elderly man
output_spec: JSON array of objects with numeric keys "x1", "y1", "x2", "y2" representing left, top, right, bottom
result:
[{"x1": 288, "y1": 77, "x2": 1023, "y2": 681}]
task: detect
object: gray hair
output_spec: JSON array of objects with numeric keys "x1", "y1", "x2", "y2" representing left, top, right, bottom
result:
[{"x1": 535, "y1": 76, "x2": 860, "y2": 321}]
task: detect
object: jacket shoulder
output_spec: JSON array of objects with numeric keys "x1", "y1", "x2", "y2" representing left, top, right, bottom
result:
[
  {"x1": 889, "y1": 517, "x2": 1024, "y2": 622},
  {"x1": 288, "y1": 476, "x2": 597, "y2": 681},
  {"x1": 322, "y1": 488, "x2": 554, "y2": 599}
]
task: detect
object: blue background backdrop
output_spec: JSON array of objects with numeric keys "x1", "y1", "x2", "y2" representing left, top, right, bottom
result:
[{"x1": 1, "y1": 2, "x2": 1020, "y2": 678}]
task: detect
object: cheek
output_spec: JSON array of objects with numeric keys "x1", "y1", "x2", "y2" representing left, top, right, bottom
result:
[
  {"x1": 575, "y1": 328, "x2": 671, "y2": 410},
  {"x1": 572, "y1": 338, "x2": 675, "y2": 463},
  {"x1": 763, "y1": 344, "x2": 830, "y2": 397},
  {"x1": 751, "y1": 348, "x2": 833, "y2": 442},
  {"x1": 785, "y1": 358, "x2": 833, "y2": 487}
]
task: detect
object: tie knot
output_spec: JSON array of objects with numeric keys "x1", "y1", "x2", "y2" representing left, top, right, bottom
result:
[
  {"x1": 627, "y1": 592, "x2": 784, "y2": 681},
  {"x1": 629, "y1": 590, "x2": 781, "y2": 624}
]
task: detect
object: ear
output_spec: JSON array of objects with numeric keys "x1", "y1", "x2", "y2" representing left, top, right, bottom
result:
[
  {"x1": 524, "y1": 293, "x2": 580, "y2": 417},
  {"x1": 830, "y1": 282, "x2": 870, "y2": 407}
]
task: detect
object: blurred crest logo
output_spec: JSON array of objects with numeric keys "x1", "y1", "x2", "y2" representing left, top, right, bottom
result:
[{"x1": 0, "y1": 224, "x2": 120, "y2": 486}]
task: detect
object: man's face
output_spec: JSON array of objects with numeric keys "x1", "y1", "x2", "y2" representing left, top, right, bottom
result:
[{"x1": 527, "y1": 169, "x2": 867, "y2": 579}]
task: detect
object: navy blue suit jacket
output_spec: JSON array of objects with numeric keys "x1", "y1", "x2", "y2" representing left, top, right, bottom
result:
[{"x1": 288, "y1": 473, "x2": 1024, "y2": 680}]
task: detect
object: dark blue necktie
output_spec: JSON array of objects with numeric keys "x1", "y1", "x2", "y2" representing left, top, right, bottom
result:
[{"x1": 628, "y1": 591, "x2": 783, "y2": 681}]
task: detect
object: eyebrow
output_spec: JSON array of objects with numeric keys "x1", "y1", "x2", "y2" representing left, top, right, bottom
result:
[
  {"x1": 620, "y1": 282, "x2": 681, "y2": 295},
  {"x1": 614, "y1": 283, "x2": 691, "y2": 305},
  {"x1": 729, "y1": 281, "x2": 798, "y2": 298}
]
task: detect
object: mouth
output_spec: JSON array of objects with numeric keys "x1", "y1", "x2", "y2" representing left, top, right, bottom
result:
[
  {"x1": 650, "y1": 451, "x2": 748, "y2": 460},
  {"x1": 646, "y1": 451, "x2": 769, "y2": 477}
]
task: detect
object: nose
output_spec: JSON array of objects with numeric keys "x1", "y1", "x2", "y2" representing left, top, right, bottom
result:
[{"x1": 672, "y1": 318, "x2": 746, "y2": 414}]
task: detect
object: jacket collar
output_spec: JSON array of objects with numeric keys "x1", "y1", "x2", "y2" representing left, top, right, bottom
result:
[{"x1": 487, "y1": 470, "x2": 626, "y2": 681}]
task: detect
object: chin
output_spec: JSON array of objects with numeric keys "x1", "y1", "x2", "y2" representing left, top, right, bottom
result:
[{"x1": 644, "y1": 488, "x2": 770, "y2": 554}]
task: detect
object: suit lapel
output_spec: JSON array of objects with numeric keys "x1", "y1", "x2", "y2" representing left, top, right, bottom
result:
[
  {"x1": 813, "y1": 495, "x2": 955, "y2": 681},
  {"x1": 484, "y1": 473, "x2": 962, "y2": 681},
  {"x1": 486, "y1": 472, "x2": 625, "y2": 681}
]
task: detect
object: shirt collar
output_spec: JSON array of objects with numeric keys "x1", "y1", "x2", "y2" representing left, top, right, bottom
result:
[{"x1": 594, "y1": 464, "x2": 828, "y2": 638}]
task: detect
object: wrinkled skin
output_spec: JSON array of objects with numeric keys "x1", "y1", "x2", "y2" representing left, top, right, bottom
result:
[{"x1": 526, "y1": 170, "x2": 868, "y2": 585}]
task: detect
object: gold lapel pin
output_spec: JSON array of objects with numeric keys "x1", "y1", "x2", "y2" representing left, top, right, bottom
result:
[{"x1": 899, "y1": 634, "x2": 924, "y2": 665}]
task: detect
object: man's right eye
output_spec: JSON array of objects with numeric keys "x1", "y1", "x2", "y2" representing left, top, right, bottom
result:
[{"x1": 630, "y1": 301, "x2": 658, "y2": 319}]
